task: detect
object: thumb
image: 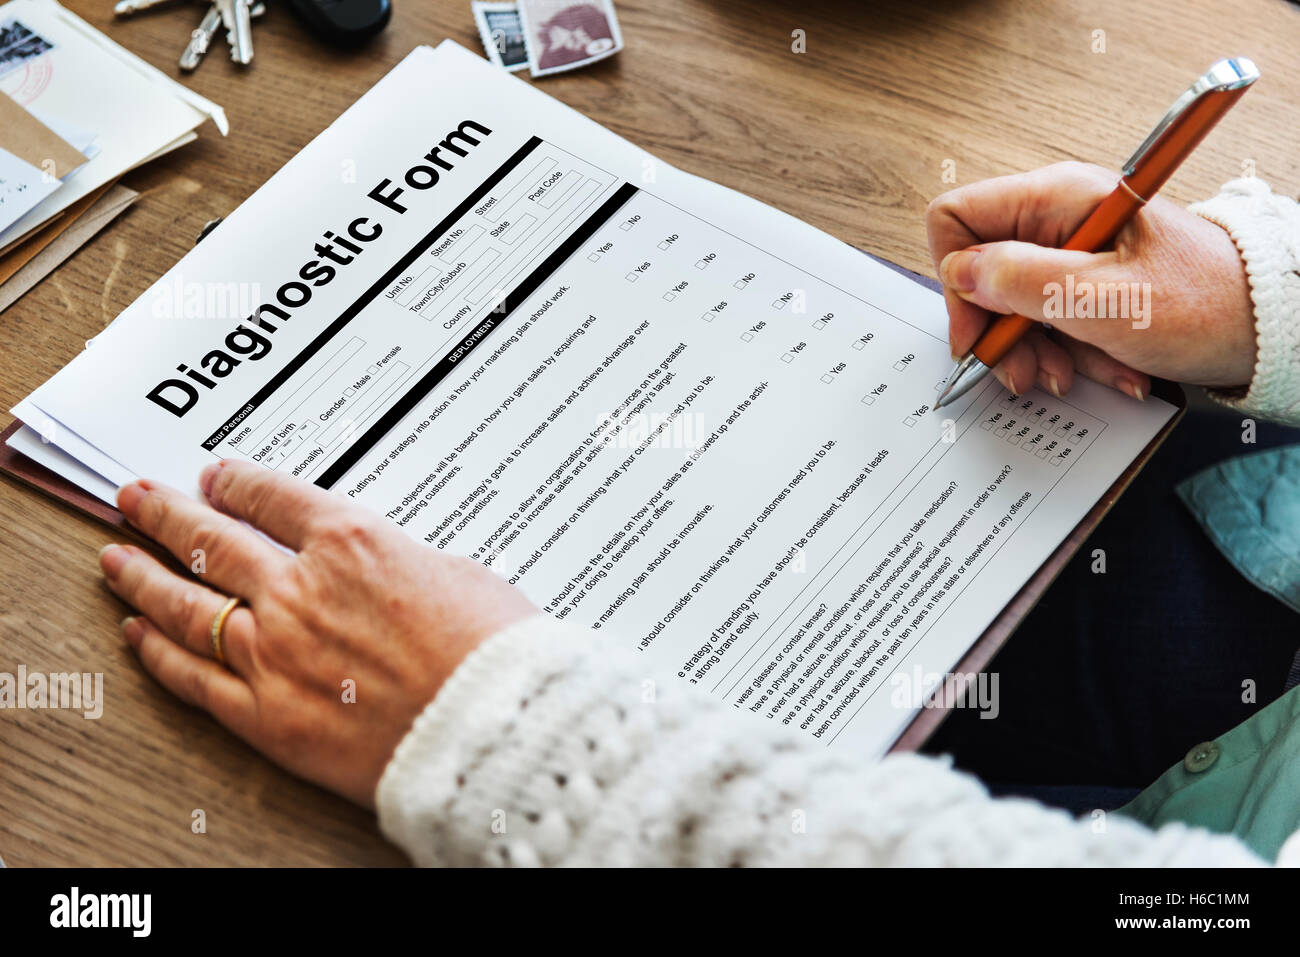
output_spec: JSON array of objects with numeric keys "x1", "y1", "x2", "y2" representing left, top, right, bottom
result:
[{"x1": 940, "y1": 241, "x2": 1125, "y2": 331}]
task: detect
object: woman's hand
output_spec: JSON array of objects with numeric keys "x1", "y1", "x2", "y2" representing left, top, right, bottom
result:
[
  {"x1": 98, "y1": 460, "x2": 536, "y2": 808},
  {"x1": 927, "y1": 161, "x2": 1258, "y2": 398}
]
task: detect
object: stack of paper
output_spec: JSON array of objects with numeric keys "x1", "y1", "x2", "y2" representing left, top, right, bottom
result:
[
  {"x1": 0, "y1": 0, "x2": 225, "y2": 306},
  {"x1": 6, "y1": 42, "x2": 1180, "y2": 757}
]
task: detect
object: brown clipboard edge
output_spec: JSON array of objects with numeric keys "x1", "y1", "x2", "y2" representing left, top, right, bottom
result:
[
  {"x1": 888, "y1": 377, "x2": 1187, "y2": 752},
  {"x1": 0, "y1": 418, "x2": 129, "y2": 529}
]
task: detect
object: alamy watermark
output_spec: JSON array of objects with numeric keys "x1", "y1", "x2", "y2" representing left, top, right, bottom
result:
[
  {"x1": 0, "y1": 667, "x2": 103, "y2": 719},
  {"x1": 889, "y1": 665, "x2": 999, "y2": 719},
  {"x1": 1043, "y1": 274, "x2": 1152, "y2": 329},
  {"x1": 148, "y1": 272, "x2": 263, "y2": 322}
]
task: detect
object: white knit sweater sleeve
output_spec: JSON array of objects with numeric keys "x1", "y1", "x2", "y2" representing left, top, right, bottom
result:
[
  {"x1": 1189, "y1": 178, "x2": 1300, "y2": 425},
  {"x1": 375, "y1": 612, "x2": 1262, "y2": 866}
]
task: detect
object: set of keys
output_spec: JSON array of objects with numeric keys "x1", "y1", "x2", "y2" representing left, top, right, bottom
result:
[{"x1": 114, "y1": 0, "x2": 262, "y2": 70}]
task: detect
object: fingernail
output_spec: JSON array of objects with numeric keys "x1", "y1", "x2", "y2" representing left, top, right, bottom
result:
[
  {"x1": 1118, "y1": 379, "x2": 1145, "y2": 401},
  {"x1": 199, "y1": 462, "x2": 221, "y2": 499},
  {"x1": 116, "y1": 482, "x2": 146, "y2": 522},
  {"x1": 121, "y1": 616, "x2": 144, "y2": 648},
  {"x1": 940, "y1": 250, "x2": 979, "y2": 292},
  {"x1": 1048, "y1": 375, "x2": 1062, "y2": 398},
  {"x1": 1006, "y1": 374, "x2": 1017, "y2": 395},
  {"x1": 99, "y1": 544, "x2": 129, "y2": 579}
]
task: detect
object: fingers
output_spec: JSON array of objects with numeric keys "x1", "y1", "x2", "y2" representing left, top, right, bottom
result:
[
  {"x1": 987, "y1": 330, "x2": 1148, "y2": 402},
  {"x1": 938, "y1": 240, "x2": 1158, "y2": 358},
  {"x1": 201, "y1": 459, "x2": 347, "y2": 551},
  {"x1": 123, "y1": 615, "x2": 256, "y2": 737},
  {"x1": 928, "y1": 163, "x2": 1125, "y2": 363},
  {"x1": 989, "y1": 332, "x2": 1075, "y2": 397},
  {"x1": 940, "y1": 241, "x2": 1105, "y2": 323},
  {"x1": 117, "y1": 479, "x2": 288, "y2": 600},
  {"x1": 1058, "y1": 337, "x2": 1150, "y2": 401},
  {"x1": 926, "y1": 161, "x2": 1116, "y2": 270},
  {"x1": 943, "y1": 284, "x2": 989, "y2": 359},
  {"x1": 1030, "y1": 333, "x2": 1074, "y2": 398},
  {"x1": 988, "y1": 338, "x2": 1037, "y2": 396},
  {"x1": 100, "y1": 544, "x2": 257, "y2": 674}
]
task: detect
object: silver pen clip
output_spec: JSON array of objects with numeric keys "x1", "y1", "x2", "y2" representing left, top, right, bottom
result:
[{"x1": 1121, "y1": 57, "x2": 1261, "y2": 175}]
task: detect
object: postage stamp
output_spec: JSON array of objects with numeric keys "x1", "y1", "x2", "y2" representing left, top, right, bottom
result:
[
  {"x1": 472, "y1": 2, "x2": 529, "y2": 72},
  {"x1": 0, "y1": 19, "x2": 54, "y2": 83},
  {"x1": 516, "y1": 0, "x2": 623, "y2": 77}
]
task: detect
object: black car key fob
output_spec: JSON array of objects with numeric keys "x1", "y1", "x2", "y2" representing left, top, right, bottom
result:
[{"x1": 286, "y1": 0, "x2": 391, "y2": 45}]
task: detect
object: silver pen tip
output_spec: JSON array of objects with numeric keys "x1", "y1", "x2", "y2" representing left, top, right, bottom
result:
[{"x1": 934, "y1": 353, "x2": 990, "y2": 410}]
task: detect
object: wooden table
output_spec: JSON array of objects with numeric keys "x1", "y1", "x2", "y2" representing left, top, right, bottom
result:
[{"x1": 1, "y1": 0, "x2": 1297, "y2": 867}]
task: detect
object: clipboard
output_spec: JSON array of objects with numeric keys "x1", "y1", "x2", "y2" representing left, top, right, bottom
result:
[
  {"x1": 864, "y1": 256, "x2": 1188, "y2": 750},
  {"x1": 0, "y1": 254, "x2": 1187, "y2": 751}
]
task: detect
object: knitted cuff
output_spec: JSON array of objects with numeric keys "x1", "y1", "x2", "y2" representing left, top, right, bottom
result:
[
  {"x1": 1189, "y1": 178, "x2": 1300, "y2": 425},
  {"x1": 374, "y1": 612, "x2": 587, "y2": 866}
]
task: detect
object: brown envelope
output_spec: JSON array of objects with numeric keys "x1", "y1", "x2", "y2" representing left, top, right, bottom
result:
[{"x1": 0, "y1": 90, "x2": 87, "y2": 180}]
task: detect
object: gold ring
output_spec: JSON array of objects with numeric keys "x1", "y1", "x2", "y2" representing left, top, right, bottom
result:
[{"x1": 210, "y1": 596, "x2": 241, "y2": 665}]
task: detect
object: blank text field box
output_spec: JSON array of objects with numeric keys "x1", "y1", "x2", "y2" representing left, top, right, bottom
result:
[
  {"x1": 480, "y1": 157, "x2": 557, "y2": 222},
  {"x1": 498, "y1": 213, "x2": 537, "y2": 245},
  {"x1": 431, "y1": 223, "x2": 485, "y2": 263},
  {"x1": 536, "y1": 170, "x2": 582, "y2": 209}
]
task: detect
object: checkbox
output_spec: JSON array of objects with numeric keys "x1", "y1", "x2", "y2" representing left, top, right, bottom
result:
[
  {"x1": 980, "y1": 420, "x2": 993, "y2": 430},
  {"x1": 1035, "y1": 447, "x2": 1050, "y2": 459},
  {"x1": 861, "y1": 394, "x2": 876, "y2": 405},
  {"x1": 893, "y1": 360, "x2": 906, "y2": 371},
  {"x1": 695, "y1": 260, "x2": 708, "y2": 269},
  {"x1": 771, "y1": 299, "x2": 785, "y2": 310},
  {"x1": 1051, "y1": 456, "x2": 1064, "y2": 467},
  {"x1": 903, "y1": 415, "x2": 917, "y2": 427},
  {"x1": 619, "y1": 222, "x2": 633, "y2": 231},
  {"x1": 344, "y1": 387, "x2": 355, "y2": 397},
  {"x1": 851, "y1": 340, "x2": 866, "y2": 351},
  {"x1": 663, "y1": 292, "x2": 677, "y2": 302},
  {"x1": 588, "y1": 253, "x2": 601, "y2": 262},
  {"x1": 700, "y1": 312, "x2": 713, "y2": 322},
  {"x1": 812, "y1": 320, "x2": 826, "y2": 330},
  {"x1": 733, "y1": 280, "x2": 747, "y2": 289},
  {"x1": 740, "y1": 332, "x2": 754, "y2": 342},
  {"x1": 781, "y1": 353, "x2": 794, "y2": 363},
  {"x1": 367, "y1": 365, "x2": 378, "y2": 375},
  {"x1": 625, "y1": 272, "x2": 638, "y2": 282},
  {"x1": 820, "y1": 374, "x2": 834, "y2": 384},
  {"x1": 657, "y1": 241, "x2": 670, "y2": 250},
  {"x1": 934, "y1": 380, "x2": 946, "y2": 392},
  {"x1": 1007, "y1": 434, "x2": 1022, "y2": 446}
]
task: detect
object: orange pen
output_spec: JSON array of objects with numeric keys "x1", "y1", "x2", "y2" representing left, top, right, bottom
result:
[{"x1": 934, "y1": 57, "x2": 1260, "y2": 410}]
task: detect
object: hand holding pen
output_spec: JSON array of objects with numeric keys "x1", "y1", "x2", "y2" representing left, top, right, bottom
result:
[{"x1": 932, "y1": 58, "x2": 1260, "y2": 409}]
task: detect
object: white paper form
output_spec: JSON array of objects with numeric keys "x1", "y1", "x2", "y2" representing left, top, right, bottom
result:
[{"x1": 16, "y1": 41, "x2": 1177, "y2": 756}]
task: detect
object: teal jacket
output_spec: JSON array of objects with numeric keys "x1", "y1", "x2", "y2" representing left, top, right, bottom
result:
[{"x1": 1120, "y1": 446, "x2": 1300, "y2": 860}]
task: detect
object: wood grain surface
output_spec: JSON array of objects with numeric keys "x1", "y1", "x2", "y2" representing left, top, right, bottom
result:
[{"x1": 1, "y1": 0, "x2": 1297, "y2": 867}]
